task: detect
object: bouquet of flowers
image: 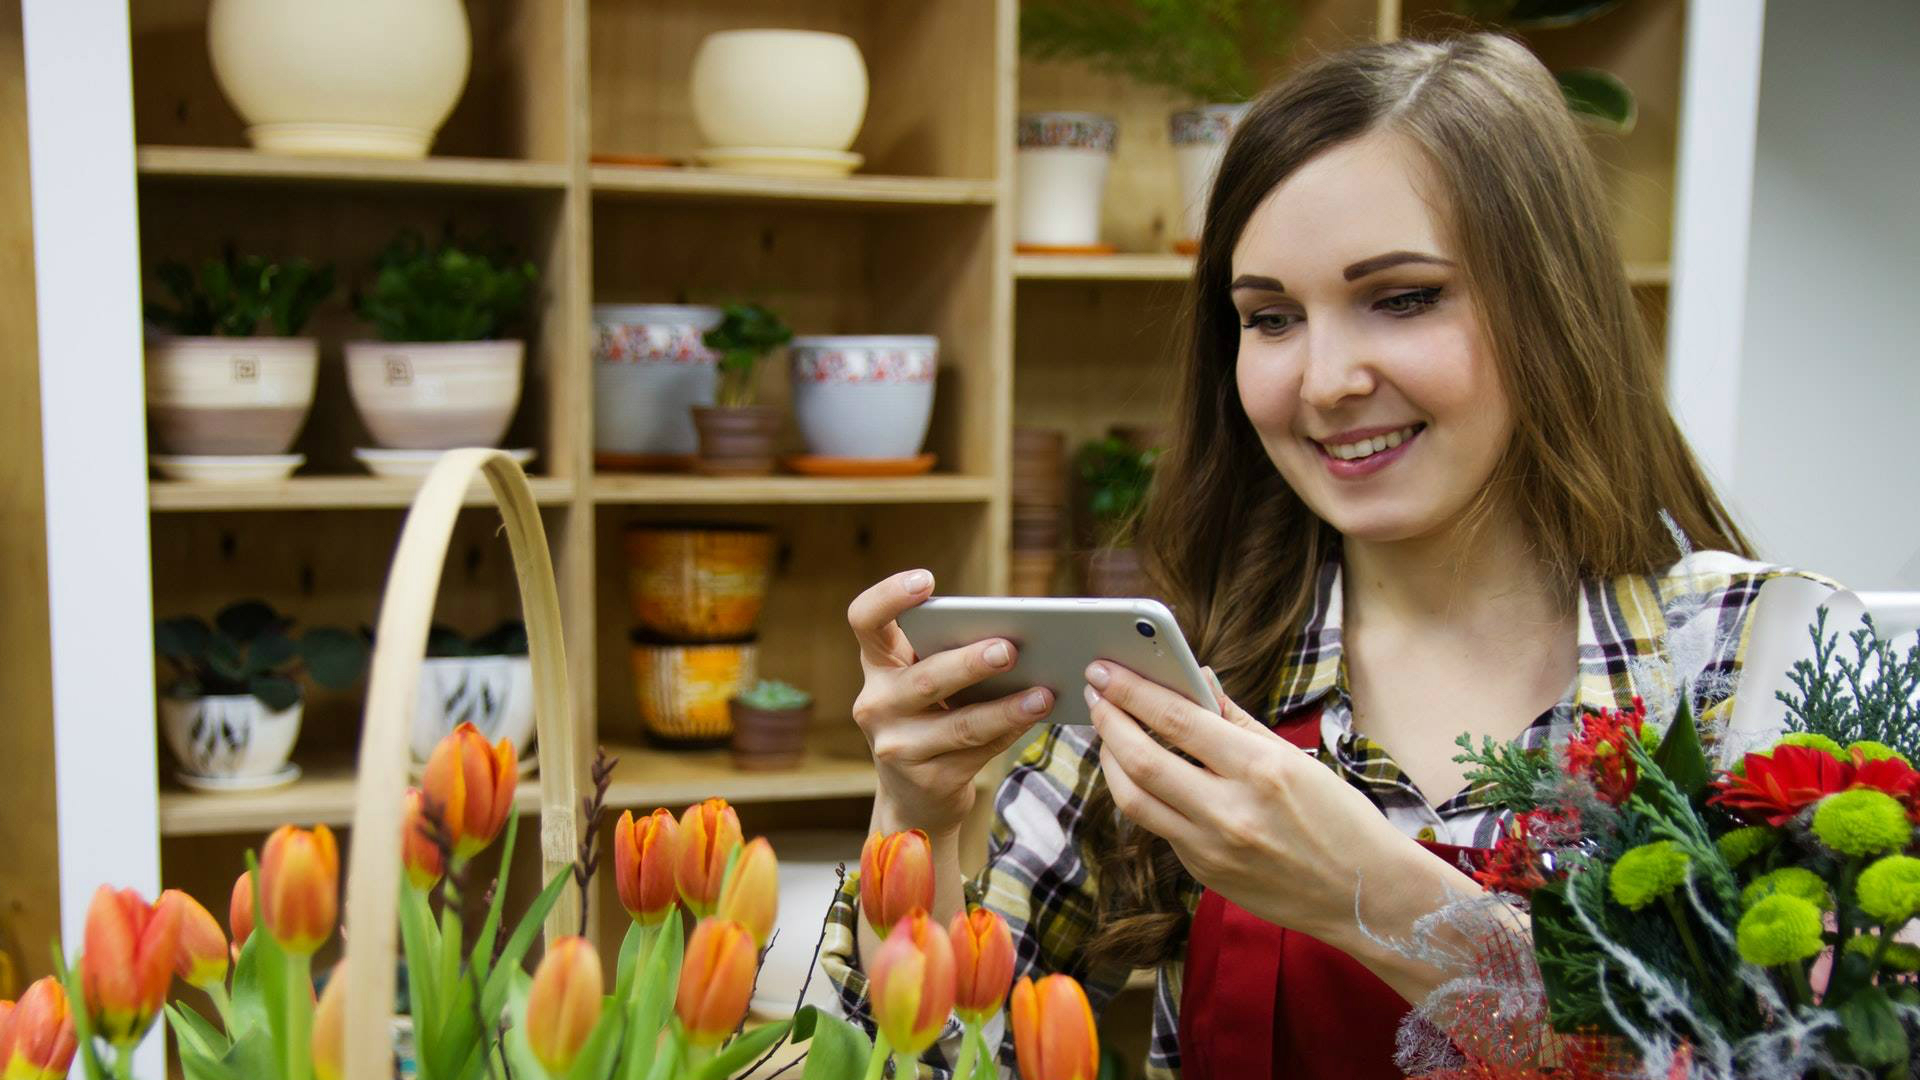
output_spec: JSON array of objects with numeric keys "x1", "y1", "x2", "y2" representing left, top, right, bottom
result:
[{"x1": 1416, "y1": 610, "x2": 1920, "y2": 1080}]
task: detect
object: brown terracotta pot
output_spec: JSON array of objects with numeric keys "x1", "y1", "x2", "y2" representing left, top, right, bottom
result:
[
  {"x1": 729, "y1": 698, "x2": 812, "y2": 771},
  {"x1": 1085, "y1": 545, "x2": 1151, "y2": 598},
  {"x1": 692, "y1": 405, "x2": 782, "y2": 475}
]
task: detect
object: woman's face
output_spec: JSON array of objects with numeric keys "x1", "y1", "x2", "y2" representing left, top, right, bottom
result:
[{"x1": 1231, "y1": 130, "x2": 1511, "y2": 545}]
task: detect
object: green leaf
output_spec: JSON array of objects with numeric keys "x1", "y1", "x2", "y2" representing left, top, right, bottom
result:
[
  {"x1": 970, "y1": 1025, "x2": 997, "y2": 1080},
  {"x1": 399, "y1": 883, "x2": 446, "y2": 1054},
  {"x1": 247, "y1": 631, "x2": 299, "y2": 676},
  {"x1": 620, "y1": 907, "x2": 683, "y2": 1080},
  {"x1": 446, "y1": 866, "x2": 575, "y2": 1078},
  {"x1": 565, "y1": 1006, "x2": 630, "y2": 1080},
  {"x1": 692, "y1": 1020, "x2": 792, "y2": 1080},
  {"x1": 1650, "y1": 694, "x2": 1710, "y2": 805},
  {"x1": 641, "y1": 1027, "x2": 681, "y2": 1080},
  {"x1": 1838, "y1": 986, "x2": 1910, "y2": 1068},
  {"x1": 156, "y1": 616, "x2": 213, "y2": 662},
  {"x1": 54, "y1": 947, "x2": 109, "y2": 1080},
  {"x1": 301, "y1": 627, "x2": 370, "y2": 690},
  {"x1": 166, "y1": 1001, "x2": 232, "y2": 1058},
  {"x1": 219, "y1": 1023, "x2": 279, "y2": 1080},
  {"x1": 228, "y1": 929, "x2": 269, "y2": 1039},
  {"x1": 248, "y1": 675, "x2": 302, "y2": 712},
  {"x1": 1557, "y1": 69, "x2": 1637, "y2": 134},
  {"x1": 217, "y1": 600, "x2": 281, "y2": 643},
  {"x1": 469, "y1": 811, "x2": 521, "y2": 989},
  {"x1": 208, "y1": 635, "x2": 249, "y2": 683},
  {"x1": 614, "y1": 919, "x2": 646, "y2": 1005},
  {"x1": 793, "y1": 1008, "x2": 873, "y2": 1080}
]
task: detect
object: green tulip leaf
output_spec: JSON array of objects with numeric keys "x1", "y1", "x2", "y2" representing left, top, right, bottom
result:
[
  {"x1": 619, "y1": 906, "x2": 684, "y2": 1080},
  {"x1": 692, "y1": 1020, "x2": 792, "y2": 1080},
  {"x1": 1557, "y1": 69, "x2": 1636, "y2": 134},
  {"x1": 398, "y1": 882, "x2": 446, "y2": 1052},
  {"x1": 794, "y1": 1008, "x2": 873, "y2": 1080},
  {"x1": 565, "y1": 1005, "x2": 630, "y2": 1080},
  {"x1": 468, "y1": 812, "x2": 521, "y2": 989},
  {"x1": 220, "y1": 1024, "x2": 279, "y2": 1080},
  {"x1": 54, "y1": 948, "x2": 110, "y2": 1080},
  {"x1": 613, "y1": 919, "x2": 646, "y2": 1005},
  {"x1": 166, "y1": 1001, "x2": 231, "y2": 1060},
  {"x1": 228, "y1": 930, "x2": 269, "y2": 1039}
]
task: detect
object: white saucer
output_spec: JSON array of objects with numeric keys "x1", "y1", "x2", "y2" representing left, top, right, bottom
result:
[
  {"x1": 152, "y1": 454, "x2": 304, "y2": 483},
  {"x1": 175, "y1": 764, "x2": 302, "y2": 791},
  {"x1": 694, "y1": 147, "x2": 864, "y2": 178},
  {"x1": 354, "y1": 448, "x2": 536, "y2": 479}
]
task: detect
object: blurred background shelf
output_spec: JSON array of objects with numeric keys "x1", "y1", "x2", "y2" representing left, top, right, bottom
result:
[
  {"x1": 136, "y1": 146, "x2": 571, "y2": 191},
  {"x1": 591, "y1": 474, "x2": 997, "y2": 506},
  {"x1": 1014, "y1": 253, "x2": 1194, "y2": 281},
  {"x1": 149, "y1": 476, "x2": 578, "y2": 512},
  {"x1": 589, "y1": 165, "x2": 997, "y2": 208}
]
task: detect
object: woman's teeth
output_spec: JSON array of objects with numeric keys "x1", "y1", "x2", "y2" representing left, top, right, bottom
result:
[{"x1": 1322, "y1": 425, "x2": 1420, "y2": 461}]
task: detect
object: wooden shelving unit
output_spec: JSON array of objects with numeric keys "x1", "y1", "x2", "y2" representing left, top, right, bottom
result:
[
  {"x1": 149, "y1": 476, "x2": 578, "y2": 512},
  {"x1": 136, "y1": 146, "x2": 572, "y2": 191},
  {"x1": 1015, "y1": 253, "x2": 1194, "y2": 281},
  {"x1": 592, "y1": 474, "x2": 997, "y2": 506},
  {"x1": 588, "y1": 165, "x2": 998, "y2": 208}
]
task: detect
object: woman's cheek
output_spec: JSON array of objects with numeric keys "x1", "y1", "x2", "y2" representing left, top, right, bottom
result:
[{"x1": 1234, "y1": 339, "x2": 1299, "y2": 440}]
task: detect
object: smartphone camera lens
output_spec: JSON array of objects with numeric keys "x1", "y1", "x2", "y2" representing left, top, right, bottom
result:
[{"x1": 1135, "y1": 619, "x2": 1156, "y2": 639}]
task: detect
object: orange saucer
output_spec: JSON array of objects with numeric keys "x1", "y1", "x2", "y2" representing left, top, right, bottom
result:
[
  {"x1": 783, "y1": 453, "x2": 936, "y2": 477},
  {"x1": 1015, "y1": 243, "x2": 1118, "y2": 255}
]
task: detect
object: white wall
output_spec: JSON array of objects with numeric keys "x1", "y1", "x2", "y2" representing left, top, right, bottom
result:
[{"x1": 1725, "y1": 0, "x2": 1920, "y2": 588}]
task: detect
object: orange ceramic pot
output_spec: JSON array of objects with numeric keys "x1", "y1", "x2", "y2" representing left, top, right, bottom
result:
[
  {"x1": 630, "y1": 637, "x2": 758, "y2": 744},
  {"x1": 624, "y1": 526, "x2": 774, "y2": 641}
]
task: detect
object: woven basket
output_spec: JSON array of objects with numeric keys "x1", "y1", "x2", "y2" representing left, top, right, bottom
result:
[{"x1": 338, "y1": 450, "x2": 584, "y2": 1080}]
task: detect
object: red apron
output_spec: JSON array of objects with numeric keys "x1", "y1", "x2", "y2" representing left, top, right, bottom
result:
[{"x1": 1177, "y1": 707, "x2": 1488, "y2": 1079}]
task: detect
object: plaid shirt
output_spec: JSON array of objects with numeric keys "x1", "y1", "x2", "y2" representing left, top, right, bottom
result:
[{"x1": 820, "y1": 551, "x2": 1833, "y2": 1078}]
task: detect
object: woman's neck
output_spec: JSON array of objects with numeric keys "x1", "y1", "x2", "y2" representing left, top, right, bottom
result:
[{"x1": 1340, "y1": 510, "x2": 1567, "y2": 640}]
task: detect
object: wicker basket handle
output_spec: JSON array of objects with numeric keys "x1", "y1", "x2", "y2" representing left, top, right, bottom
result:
[{"x1": 340, "y1": 449, "x2": 582, "y2": 1080}]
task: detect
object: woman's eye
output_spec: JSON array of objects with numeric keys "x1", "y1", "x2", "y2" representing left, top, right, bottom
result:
[
  {"x1": 1240, "y1": 312, "x2": 1300, "y2": 335},
  {"x1": 1377, "y1": 287, "x2": 1442, "y2": 315}
]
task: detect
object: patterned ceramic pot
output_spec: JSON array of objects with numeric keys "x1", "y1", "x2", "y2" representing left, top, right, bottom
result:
[
  {"x1": 159, "y1": 694, "x2": 302, "y2": 779},
  {"x1": 409, "y1": 655, "x2": 534, "y2": 763},
  {"x1": 345, "y1": 340, "x2": 523, "y2": 450},
  {"x1": 624, "y1": 525, "x2": 776, "y2": 641},
  {"x1": 146, "y1": 336, "x2": 320, "y2": 455},
  {"x1": 1015, "y1": 112, "x2": 1117, "y2": 248},
  {"x1": 630, "y1": 638, "x2": 758, "y2": 745},
  {"x1": 1170, "y1": 104, "x2": 1250, "y2": 251},
  {"x1": 789, "y1": 335, "x2": 937, "y2": 459},
  {"x1": 690, "y1": 30, "x2": 868, "y2": 152},
  {"x1": 592, "y1": 304, "x2": 721, "y2": 464}
]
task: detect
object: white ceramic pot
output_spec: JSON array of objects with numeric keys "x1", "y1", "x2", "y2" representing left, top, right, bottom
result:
[
  {"x1": 146, "y1": 336, "x2": 319, "y2": 455},
  {"x1": 592, "y1": 305, "x2": 721, "y2": 461},
  {"x1": 160, "y1": 694, "x2": 302, "y2": 779},
  {"x1": 1171, "y1": 104, "x2": 1251, "y2": 251},
  {"x1": 690, "y1": 30, "x2": 868, "y2": 153},
  {"x1": 1015, "y1": 113, "x2": 1118, "y2": 249},
  {"x1": 750, "y1": 830, "x2": 866, "y2": 1017},
  {"x1": 207, "y1": 0, "x2": 471, "y2": 159},
  {"x1": 789, "y1": 336, "x2": 937, "y2": 460},
  {"x1": 410, "y1": 655, "x2": 534, "y2": 764},
  {"x1": 344, "y1": 340, "x2": 524, "y2": 450}
]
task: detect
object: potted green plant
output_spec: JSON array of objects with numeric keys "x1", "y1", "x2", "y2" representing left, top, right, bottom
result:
[
  {"x1": 692, "y1": 302, "x2": 794, "y2": 475},
  {"x1": 154, "y1": 600, "x2": 368, "y2": 789},
  {"x1": 345, "y1": 229, "x2": 539, "y2": 465},
  {"x1": 413, "y1": 620, "x2": 534, "y2": 765},
  {"x1": 1455, "y1": 1, "x2": 1637, "y2": 132},
  {"x1": 1077, "y1": 434, "x2": 1161, "y2": 597},
  {"x1": 143, "y1": 250, "x2": 335, "y2": 476},
  {"x1": 728, "y1": 678, "x2": 813, "y2": 771}
]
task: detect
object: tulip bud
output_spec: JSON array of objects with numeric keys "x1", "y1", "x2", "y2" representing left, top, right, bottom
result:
[
  {"x1": 676, "y1": 798, "x2": 743, "y2": 918},
  {"x1": 860, "y1": 830, "x2": 934, "y2": 938},
  {"x1": 674, "y1": 919, "x2": 756, "y2": 1047},
  {"x1": 949, "y1": 907, "x2": 1015, "y2": 1024},
  {"x1": 614, "y1": 808, "x2": 680, "y2": 926},
  {"x1": 260, "y1": 824, "x2": 340, "y2": 956},
  {"x1": 870, "y1": 912, "x2": 957, "y2": 1058},
  {"x1": 158, "y1": 888, "x2": 229, "y2": 990},
  {"x1": 1011, "y1": 975, "x2": 1099, "y2": 1080},
  {"x1": 402, "y1": 788, "x2": 446, "y2": 891},
  {"x1": 81, "y1": 886, "x2": 179, "y2": 1046},
  {"x1": 312, "y1": 964, "x2": 346, "y2": 1080},
  {"x1": 421, "y1": 722, "x2": 518, "y2": 861},
  {"x1": 1, "y1": 977, "x2": 76, "y2": 1080},
  {"x1": 715, "y1": 837, "x2": 778, "y2": 949},
  {"x1": 229, "y1": 871, "x2": 256, "y2": 951},
  {"x1": 525, "y1": 937, "x2": 603, "y2": 1073}
]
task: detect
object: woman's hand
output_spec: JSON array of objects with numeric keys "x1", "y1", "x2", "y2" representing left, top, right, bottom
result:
[{"x1": 846, "y1": 570, "x2": 1056, "y2": 839}]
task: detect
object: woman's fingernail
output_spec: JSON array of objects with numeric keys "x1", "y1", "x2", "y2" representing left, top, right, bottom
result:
[
  {"x1": 903, "y1": 570, "x2": 933, "y2": 594},
  {"x1": 1023, "y1": 690, "x2": 1050, "y2": 715},
  {"x1": 1083, "y1": 684, "x2": 1099, "y2": 708},
  {"x1": 985, "y1": 642, "x2": 1011, "y2": 668},
  {"x1": 1085, "y1": 663, "x2": 1110, "y2": 690}
]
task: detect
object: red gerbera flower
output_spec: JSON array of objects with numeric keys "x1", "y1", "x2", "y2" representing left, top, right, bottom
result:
[
  {"x1": 1564, "y1": 698, "x2": 1648, "y2": 806},
  {"x1": 1851, "y1": 753, "x2": 1920, "y2": 820},
  {"x1": 1710, "y1": 743, "x2": 1854, "y2": 825}
]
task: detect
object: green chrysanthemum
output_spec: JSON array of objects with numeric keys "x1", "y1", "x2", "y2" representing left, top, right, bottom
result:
[
  {"x1": 1857, "y1": 854, "x2": 1920, "y2": 925},
  {"x1": 1735, "y1": 894, "x2": 1826, "y2": 967},
  {"x1": 1640, "y1": 723, "x2": 1665, "y2": 751},
  {"x1": 1740, "y1": 866, "x2": 1831, "y2": 910},
  {"x1": 1772, "y1": 732, "x2": 1845, "y2": 759},
  {"x1": 1717, "y1": 826, "x2": 1778, "y2": 868},
  {"x1": 1847, "y1": 740, "x2": 1911, "y2": 765},
  {"x1": 1843, "y1": 933, "x2": 1920, "y2": 972},
  {"x1": 1609, "y1": 841, "x2": 1692, "y2": 911},
  {"x1": 1811, "y1": 788, "x2": 1914, "y2": 857}
]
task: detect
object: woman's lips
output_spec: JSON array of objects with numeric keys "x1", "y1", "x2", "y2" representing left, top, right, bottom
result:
[{"x1": 1313, "y1": 423, "x2": 1424, "y2": 479}]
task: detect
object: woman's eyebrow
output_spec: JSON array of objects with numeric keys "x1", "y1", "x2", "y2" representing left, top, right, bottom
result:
[
  {"x1": 1229, "y1": 274, "x2": 1285, "y2": 294},
  {"x1": 1343, "y1": 251, "x2": 1454, "y2": 280}
]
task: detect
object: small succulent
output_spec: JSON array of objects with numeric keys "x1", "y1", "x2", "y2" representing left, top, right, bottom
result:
[
  {"x1": 146, "y1": 249, "x2": 336, "y2": 337},
  {"x1": 426, "y1": 620, "x2": 530, "y2": 659},
  {"x1": 1078, "y1": 436, "x2": 1162, "y2": 547},
  {"x1": 355, "y1": 228, "x2": 539, "y2": 343},
  {"x1": 737, "y1": 679, "x2": 811, "y2": 711},
  {"x1": 702, "y1": 303, "x2": 794, "y2": 408},
  {"x1": 155, "y1": 600, "x2": 369, "y2": 711}
]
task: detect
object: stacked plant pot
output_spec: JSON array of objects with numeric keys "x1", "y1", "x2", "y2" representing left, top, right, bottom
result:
[
  {"x1": 623, "y1": 525, "x2": 773, "y2": 748},
  {"x1": 1011, "y1": 427, "x2": 1067, "y2": 596}
]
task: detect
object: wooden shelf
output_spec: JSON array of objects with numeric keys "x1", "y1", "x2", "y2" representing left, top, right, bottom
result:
[
  {"x1": 149, "y1": 476, "x2": 578, "y2": 512},
  {"x1": 592, "y1": 474, "x2": 997, "y2": 506},
  {"x1": 136, "y1": 147, "x2": 571, "y2": 191},
  {"x1": 1015, "y1": 253, "x2": 1194, "y2": 282},
  {"x1": 590, "y1": 165, "x2": 997, "y2": 209}
]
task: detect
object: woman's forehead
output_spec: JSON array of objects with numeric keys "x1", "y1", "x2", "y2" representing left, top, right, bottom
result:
[{"x1": 1231, "y1": 131, "x2": 1454, "y2": 282}]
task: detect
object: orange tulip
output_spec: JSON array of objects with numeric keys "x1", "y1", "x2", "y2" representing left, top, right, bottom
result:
[
  {"x1": 229, "y1": 870, "x2": 255, "y2": 951},
  {"x1": 524, "y1": 936, "x2": 603, "y2": 1072},
  {"x1": 1010, "y1": 975, "x2": 1099, "y2": 1080},
  {"x1": 613, "y1": 808, "x2": 680, "y2": 925},
  {"x1": 402, "y1": 788, "x2": 446, "y2": 891},
  {"x1": 260, "y1": 824, "x2": 339, "y2": 955},
  {"x1": 158, "y1": 888, "x2": 229, "y2": 990},
  {"x1": 1, "y1": 977, "x2": 76, "y2": 1080},
  {"x1": 311, "y1": 963, "x2": 346, "y2": 1080},
  {"x1": 715, "y1": 837, "x2": 778, "y2": 948},
  {"x1": 81, "y1": 886, "x2": 179, "y2": 1046},
  {"x1": 674, "y1": 918, "x2": 756, "y2": 1047},
  {"x1": 860, "y1": 829, "x2": 934, "y2": 938},
  {"x1": 949, "y1": 907, "x2": 1015, "y2": 1023},
  {"x1": 676, "y1": 798, "x2": 743, "y2": 918},
  {"x1": 870, "y1": 912, "x2": 957, "y2": 1058},
  {"x1": 421, "y1": 722, "x2": 517, "y2": 861}
]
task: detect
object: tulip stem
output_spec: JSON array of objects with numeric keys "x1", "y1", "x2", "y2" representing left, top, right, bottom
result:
[
  {"x1": 285, "y1": 952, "x2": 314, "y2": 1080},
  {"x1": 891, "y1": 1051, "x2": 917, "y2": 1077},
  {"x1": 112, "y1": 1045, "x2": 136, "y2": 1080},
  {"x1": 862, "y1": 1032, "x2": 892, "y2": 1080},
  {"x1": 951, "y1": 1025, "x2": 980, "y2": 1080}
]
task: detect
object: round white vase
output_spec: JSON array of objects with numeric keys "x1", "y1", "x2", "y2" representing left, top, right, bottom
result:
[
  {"x1": 1171, "y1": 104, "x2": 1251, "y2": 252},
  {"x1": 160, "y1": 694, "x2": 302, "y2": 781},
  {"x1": 1015, "y1": 113, "x2": 1118, "y2": 249},
  {"x1": 592, "y1": 304, "x2": 722, "y2": 463},
  {"x1": 690, "y1": 30, "x2": 869, "y2": 153},
  {"x1": 145, "y1": 336, "x2": 319, "y2": 455},
  {"x1": 344, "y1": 340, "x2": 524, "y2": 450},
  {"x1": 207, "y1": 0, "x2": 472, "y2": 159},
  {"x1": 789, "y1": 336, "x2": 938, "y2": 460}
]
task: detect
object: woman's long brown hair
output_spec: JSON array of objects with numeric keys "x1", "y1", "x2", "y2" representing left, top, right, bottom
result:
[{"x1": 1081, "y1": 32, "x2": 1751, "y2": 971}]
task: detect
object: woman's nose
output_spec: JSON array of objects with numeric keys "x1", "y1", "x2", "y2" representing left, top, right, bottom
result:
[{"x1": 1298, "y1": 320, "x2": 1375, "y2": 409}]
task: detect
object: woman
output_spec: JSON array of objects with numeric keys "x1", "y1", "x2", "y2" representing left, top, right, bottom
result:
[{"x1": 821, "y1": 33, "x2": 1838, "y2": 1079}]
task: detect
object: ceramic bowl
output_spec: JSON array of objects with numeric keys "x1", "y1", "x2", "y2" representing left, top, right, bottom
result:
[
  {"x1": 749, "y1": 829, "x2": 866, "y2": 1017},
  {"x1": 160, "y1": 694, "x2": 302, "y2": 780},
  {"x1": 624, "y1": 525, "x2": 775, "y2": 640},
  {"x1": 690, "y1": 30, "x2": 868, "y2": 152},
  {"x1": 345, "y1": 340, "x2": 523, "y2": 450},
  {"x1": 410, "y1": 655, "x2": 535, "y2": 763},
  {"x1": 145, "y1": 336, "x2": 320, "y2": 455},
  {"x1": 151, "y1": 454, "x2": 304, "y2": 483},
  {"x1": 592, "y1": 304, "x2": 721, "y2": 460},
  {"x1": 629, "y1": 638, "x2": 758, "y2": 744},
  {"x1": 789, "y1": 335, "x2": 937, "y2": 460},
  {"x1": 1171, "y1": 104, "x2": 1251, "y2": 249},
  {"x1": 1015, "y1": 112, "x2": 1118, "y2": 249}
]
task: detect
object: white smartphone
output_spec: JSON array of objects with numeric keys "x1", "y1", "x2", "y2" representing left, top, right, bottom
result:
[{"x1": 895, "y1": 596, "x2": 1219, "y2": 725}]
